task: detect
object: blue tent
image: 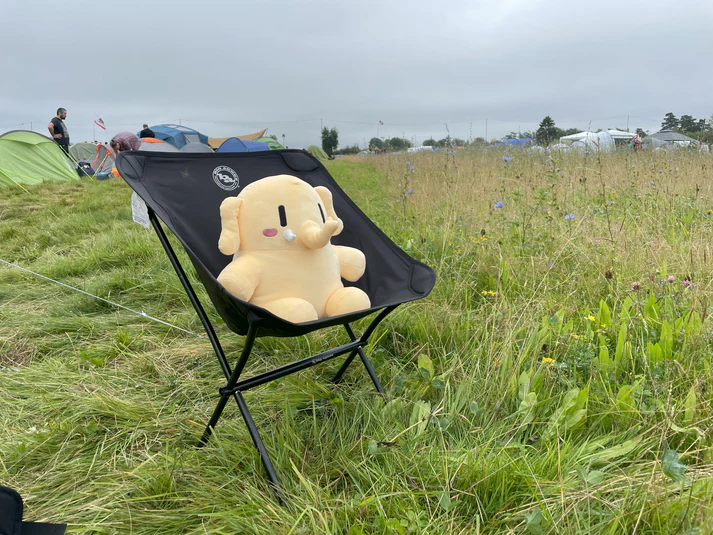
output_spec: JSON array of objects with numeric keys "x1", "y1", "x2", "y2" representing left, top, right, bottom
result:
[
  {"x1": 496, "y1": 137, "x2": 534, "y2": 148},
  {"x1": 146, "y1": 124, "x2": 209, "y2": 149},
  {"x1": 216, "y1": 138, "x2": 270, "y2": 153}
]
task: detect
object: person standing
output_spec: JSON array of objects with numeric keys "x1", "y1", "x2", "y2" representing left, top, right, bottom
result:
[
  {"x1": 48, "y1": 108, "x2": 69, "y2": 154},
  {"x1": 139, "y1": 123, "x2": 155, "y2": 138}
]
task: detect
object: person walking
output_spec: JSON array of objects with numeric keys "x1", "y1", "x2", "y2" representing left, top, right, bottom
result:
[
  {"x1": 139, "y1": 123, "x2": 155, "y2": 138},
  {"x1": 48, "y1": 108, "x2": 69, "y2": 154}
]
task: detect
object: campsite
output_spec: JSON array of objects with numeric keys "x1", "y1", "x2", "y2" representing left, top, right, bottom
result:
[{"x1": 2, "y1": 0, "x2": 713, "y2": 533}]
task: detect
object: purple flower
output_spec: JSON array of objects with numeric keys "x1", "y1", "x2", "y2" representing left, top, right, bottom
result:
[
  {"x1": 406, "y1": 189, "x2": 413, "y2": 194},
  {"x1": 502, "y1": 156, "x2": 512, "y2": 162},
  {"x1": 564, "y1": 213, "x2": 575, "y2": 221},
  {"x1": 409, "y1": 165, "x2": 414, "y2": 171},
  {"x1": 632, "y1": 282, "x2": 641, "y2": 291},
  {"x1": 494, "y1": 201, "x2": 503, "y2": 209},
  {"x1": 649, "y1": 180, "x2": 655, "y2": 185},
  {"x1": 543, "y1": 149, "x2": 549, "y2": 154},
  {"x1": 667, "y1": 275, "x2": 675, "y2": 283},
  {"x1": 658, "y1": 170, "x2": 663, "y2": 173},
  {"x1": 683, "y1": 279, "x2": 691, "y2": 289},
  {"x1": 406, "y1": 161, "x2": 411, "y2": 165},
  {"x1": 584, "y1": 151, "x2": 591, "y2": 155}
]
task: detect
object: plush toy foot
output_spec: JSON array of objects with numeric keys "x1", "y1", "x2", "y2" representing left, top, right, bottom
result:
[
  {"x1": 325, "y1": 287, "x2": 371, "y2": 317},
  {"x1": 262, "y1": 298, "x2": 319, "y2": 323}
]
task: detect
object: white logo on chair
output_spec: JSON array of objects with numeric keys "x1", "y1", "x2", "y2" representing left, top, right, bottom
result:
[{"x1": 212, "y1": 166, "x2": 240, "y2": 191}]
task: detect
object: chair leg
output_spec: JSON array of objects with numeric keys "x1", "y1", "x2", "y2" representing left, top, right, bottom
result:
[
  {"x1": 332, "y1": 322, "x2": 386, "y2": 395},
  {"x1": 235, "y1": 392, "x2": 285, "y2": 505},
  {"x1": 356, "y1": 346, "x2": 385, "y2": 395},
  {"x1": 199, "y1": 396, "x2": 230, "y2": 447}
]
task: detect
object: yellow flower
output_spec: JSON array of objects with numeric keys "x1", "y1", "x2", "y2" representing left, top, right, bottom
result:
[
  {"x1": 542, "y1": 357, "x2": 555, "y2": 365},
  {"x1": 587, "y1": 315, "x2": 596, "y2": 322},
  {"x1": 481, "y1": 236, "x2": 488, "y2": 241},
  {"x1": 708, "y1": 209, "x2": 713, "y2": 215},
  {"x1": 482, "y1": 290, "x2": 488, "y2": 296},
  {"x1": 601, "y1": 324, "x2": 607, "y2": 328}
]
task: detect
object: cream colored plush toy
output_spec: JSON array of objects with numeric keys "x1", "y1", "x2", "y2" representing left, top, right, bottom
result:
[{"x1": 216, "y1": 174, "x2": 371, "y2": 323}]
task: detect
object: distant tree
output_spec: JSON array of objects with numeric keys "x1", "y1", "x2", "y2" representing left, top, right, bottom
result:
[
  {"x1": 505, "y1": 131, "x2": 519, "y2": 139},
  {"x1": 453, "y1": 138, "x2": 466, "y2": 146},
  {"x1": 635, "y1": 128, "x2": 646, "y2": 137},
  {"x1": 368, "y1": 137, "x2": 384, "y2": 150},
  {"x1": 334, "y1": 144, "x2": 361, "y2": 155},
  {"x1": 661, "y1": 112, "x2": 679, "y2": 131},
  {"x1": 321, "y1": 127, "x2": 339, "y2": 157},
  {"x1": 697, "y1": 118, "x2": 707, "y2": 132},
  {"x1": 422, "y1": 138, "x2": 437, "y2": 147},
  {"x1": 680, "y1": 115, "x2": 697, "y2": 132},
  {"x1": 536, "y1": 116, "x2": 558, "y2": 146},
  {"x1": 385, "y1": 137, "x2": 412, "y2": 152},
  {"x1": 471, "y1": 137, "x2": 487, "y2": 147},
  {"x1": 522, "y1": 130, "x2": 536, "y2": 139}
]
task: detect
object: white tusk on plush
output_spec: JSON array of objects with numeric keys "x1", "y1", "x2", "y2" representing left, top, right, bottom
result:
[{"x1": 283, "y1": 229, "x2": 296, "y2": 242}]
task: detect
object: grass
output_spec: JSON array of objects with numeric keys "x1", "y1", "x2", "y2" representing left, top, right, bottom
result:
[{"x1": 1, "y1": 148, "x2": 713, "y2": 534}]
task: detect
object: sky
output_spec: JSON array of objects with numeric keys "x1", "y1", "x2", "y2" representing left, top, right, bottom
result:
[{"x1": 1, "y1": 0, "x2": 711, "y2": 148}]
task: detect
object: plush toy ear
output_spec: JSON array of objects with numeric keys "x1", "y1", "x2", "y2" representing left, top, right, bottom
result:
[
  {"x1": 314, "y1": 186, "x2": 343, "y2": 236},
  {"x1": 218, "y1": 197, "x2": 243, "y2": 255}
]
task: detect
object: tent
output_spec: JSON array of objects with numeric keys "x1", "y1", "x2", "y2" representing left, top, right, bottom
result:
[
  {"x1": 496, "y1": 137, "x2": 533, "y2": 147},
  {"x1": 147, "y1": 124, "x2": 209, "y2": 149},
  {"x1": 560, "y1": 130, "x2": 635, "y2": 143},
  {"x1": 180, "y1": 142, "x2": 214, "y2": 153},
  {"x1": 91, "y1": 144, "x2": 116, "y2": 173},
  {"x1": 254, "y1": 137, "x2": 285, "y2": 150},
  {"x1": 647, "y1": 130, "x2": 699, "y2": 147},
  {"x1": 208, "y1": 129, "x2": 268, "y2": 149},
  {"x1": 306, "y1": 145, "x2": 329, "y2": 160},
  {"x1": 569, "y1": 131, "x2": 615, "y2": 153},
  {"x1": 216, "y1": 138, "x2": 270, "y2": 153},
  {"x1": 0, "y1": 130, "x2": 79, "y2": 187},
  {"x1": 70, "y1": 142, "x2": 98, "y2": 162},
  {"x1": 139, "y1": 138, "x2": 180, "y2": 152}
]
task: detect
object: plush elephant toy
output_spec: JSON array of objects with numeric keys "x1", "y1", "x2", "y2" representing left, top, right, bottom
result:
[{"x1": 217, "y1": 174, "x2": 371, "y2": 323}]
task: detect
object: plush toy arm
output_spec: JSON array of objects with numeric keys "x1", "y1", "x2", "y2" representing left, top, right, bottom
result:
[
  {"x1": 218, "y1": 197, "x2": 243, "y2": 255},
  {"x1": 217, "y1": 255, "x2": 262, "y2": 302},
  {"x1": 333, "y1": 245, "x2": 366, "y2": 282}
]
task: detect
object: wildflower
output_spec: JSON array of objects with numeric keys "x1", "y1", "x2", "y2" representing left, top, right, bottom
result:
[
  {"x1": 502, "y1": 156, "x2": 512, "y2": 162},
  {"x1": 548, "y1": 261, "x2": 553, "y2": 268},
  {"x1": 587, "y1": 315, "x2": 596, "y2": 322},
  {"x1": 542, "y1": 357, "x2": 555, "y2": 365},
  {"x1": 564, "y1": 213, "x2": 575, "y2": 221},
  {"x1": 409, "y1": 165, "x2": 415, "y2": 171},
  {"x1": 658, "y1": 170, "x2": 663, "y2": 173},
  {"x1": 683, "y1": 279, "x2": 691, "y2": 289},
  {"x1": 601, "y1": 324, "x2": 607, "y2": 328},
  {"x1": 584, "y1": 151, "x2": 591, "y2": 155},
  {"x1": 406, "y1": 161, "x2": 410, "y2": 165},
  {"x1": 708, "y1": 210, "x2": 713, "y2": 215},
  {"x1": 649, "y1": 181, "x2": 655, "y2": 185},
  {"x1": 543, "y1": 149, "x2": 549, "y2": 154},
  {"x1": 667, "y1": 275, "x2": 675, "y2": 283},
  {"x1": 632, "y1": 281, "x2": 641, "y2": 291},
  {"x1": 406, "y1": 189, "x2": 413, "y2": 194},
  {"x1": 482, "y1": 290, "x2": 488, "y2": 296},
  {"x1": 494, "y1": 201, "x2": 503, "y2": 208}
]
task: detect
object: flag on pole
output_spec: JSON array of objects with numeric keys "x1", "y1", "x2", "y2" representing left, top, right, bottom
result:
[
  {"x1": 378, "y1": 120, "x2": 384, "y2": 125},
  {"x1": 94, "y1": 116, "x2": 106, "y2": 130}
]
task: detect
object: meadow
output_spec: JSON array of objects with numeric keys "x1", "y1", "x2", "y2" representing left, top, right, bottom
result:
[{"x1": 1, "y1": 147, "x2": 713, "y2": 534}]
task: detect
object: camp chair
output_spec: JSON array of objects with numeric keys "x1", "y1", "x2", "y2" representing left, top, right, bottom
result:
[
  {"x1": 0, "y1": 486, "x2": 66, "y2": 534},
  {"x1": 116, "y1": 150, "x2": 436, "y2": 501}
]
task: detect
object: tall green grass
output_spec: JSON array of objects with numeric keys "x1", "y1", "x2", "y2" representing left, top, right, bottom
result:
[{"x1": 1, "y1": 149, "x2": 712, "y2": 533}]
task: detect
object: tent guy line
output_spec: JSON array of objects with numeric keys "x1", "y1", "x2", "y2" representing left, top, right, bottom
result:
[{"x1": 0, "y1": 258, "x2": 200, "y2": 337}]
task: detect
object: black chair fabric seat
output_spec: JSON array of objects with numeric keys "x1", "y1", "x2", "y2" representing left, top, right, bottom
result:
[{"x1": 117, "y1": 150, "x2": 435, "y2": 337}]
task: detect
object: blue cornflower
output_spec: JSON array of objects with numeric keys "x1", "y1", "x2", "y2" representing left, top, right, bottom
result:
[
  {"x1": 649, "y1": 180, "x2": 655, "y2": 185},
  {"x1": 409, "y1": 165, "x2": 415, "y2": 171},
  {"x1": 543, "y1": 149, "x2": 549, "y2": 154},
  {"x1": 564, "y1": 213, "x2": 575, "y2": 221},
  {"x1": 494, "y1": 201, "x2": 503, "y2": 208},
  {"x1": 406, "y1": 161, "x2": 411, "y2": 165},
  {"x1": 584, "y1": 151, "x2": 591, "y2": 155},
  {"x1": 406, "y1": 189, "x2": 413, "y2": 194},
  {"x1": 658, "y1": 170, "x2": 663, "y2": 173},
  {"x1": 502, "y1": 156, "x2": 512, "y2": 162}
]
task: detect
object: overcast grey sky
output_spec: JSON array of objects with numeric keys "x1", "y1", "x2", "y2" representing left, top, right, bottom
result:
[{"x1": 1, "y1": 0, "x2": 711, "y2": 147}]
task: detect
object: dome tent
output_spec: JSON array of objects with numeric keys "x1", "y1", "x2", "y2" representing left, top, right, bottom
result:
[
  {"x1": 146, "y1": 124, "x2": 209, "y2": 149},
  {"x1": 216, "y1": 138, "x2": 270, "y2": 153},
  {"x1": 0, "y1": 130, "x2": 78, "y2": 187}
]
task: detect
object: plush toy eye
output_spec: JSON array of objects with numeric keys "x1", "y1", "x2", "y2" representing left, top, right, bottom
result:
[
  {"x1": 317, "y1": 204, "x2": 326, "y2": 223},
  {"x1": 278, "y1": 205, "x2": 287, "y2": 227}
]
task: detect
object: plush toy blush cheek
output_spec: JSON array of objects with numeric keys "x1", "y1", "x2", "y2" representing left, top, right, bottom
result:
[{"x1": 263, "y1": 228, "x2": 278, "y2": 237}]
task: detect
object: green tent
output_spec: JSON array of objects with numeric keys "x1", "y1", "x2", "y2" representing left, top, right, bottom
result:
[
  {"x1": 254, "y1": 137, "x2": 285, "y2": 150},
  {"x1": 69, "y1": 142, "x2": 98, "y2": 162},
  {"x1": 0, "y1": 130, "x2": 78, "y2": 187},
  {"x1": 306, "y1": 145, "x2": 329, "y2": 161}
]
